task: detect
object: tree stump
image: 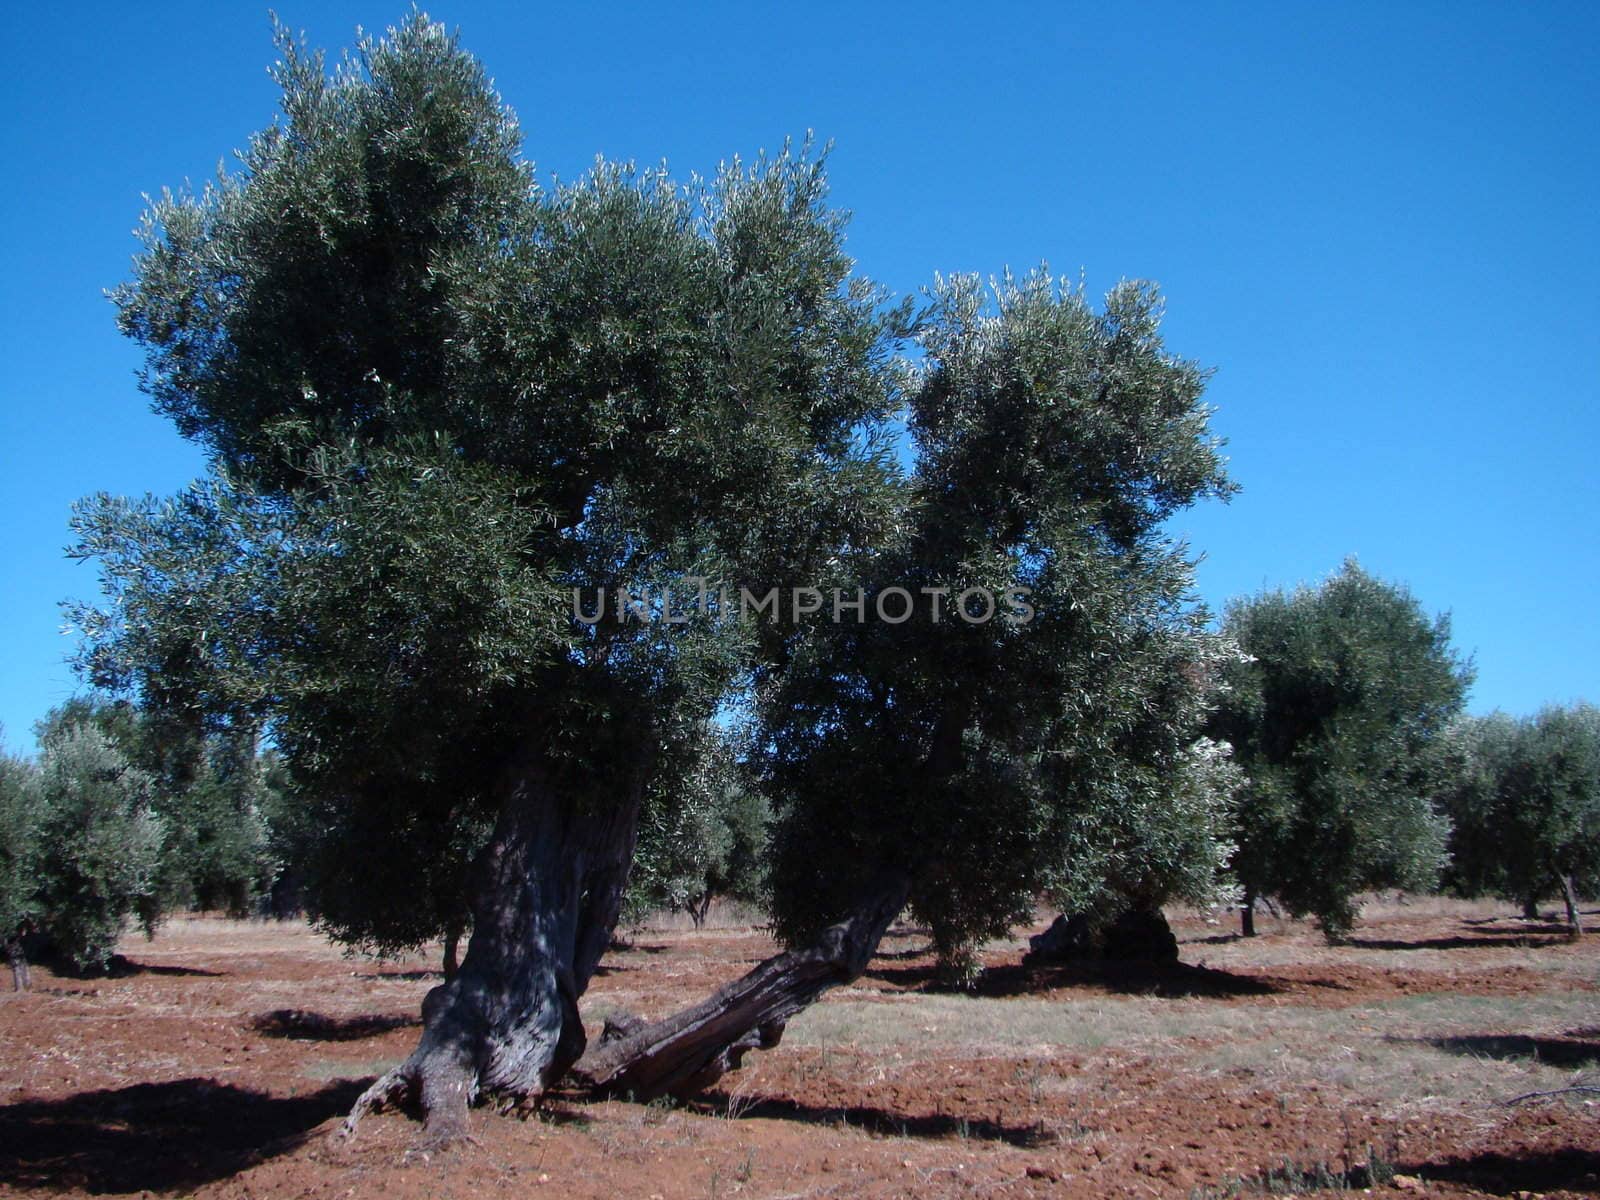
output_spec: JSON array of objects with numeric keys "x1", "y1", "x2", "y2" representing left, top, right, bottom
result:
[{"x1": 1025, "y1": 907, "x2": 1178, "y2": 965}]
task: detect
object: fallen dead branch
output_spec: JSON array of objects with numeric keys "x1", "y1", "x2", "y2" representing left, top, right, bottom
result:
[{"x1": 1502, "y1": 1085, "x2": 1600, "y2": 1106}]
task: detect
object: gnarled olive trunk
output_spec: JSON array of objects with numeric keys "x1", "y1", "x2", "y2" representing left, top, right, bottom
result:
[
  {"x1": 1026, "y1": 906, "x2": 1178, "y2": 965},
  {"x1": 1559, "y1": 873, "x2": 1583, "y2": 941},
  {"x1": 344, "y1": 757, "x2": 643, "y2": 1143},
  {"x1": 573, "y1": 875, "x2": 910, "y2": 1100},
  {"x1": 5, "y1": 934, "x2": 28, "y2": 993},
  {"x1": 576, "y1": 710, "x2": 964, "y2": 1101},
  {"x1": 441, "y1": 924, "x2": 462, "y2": 982}
]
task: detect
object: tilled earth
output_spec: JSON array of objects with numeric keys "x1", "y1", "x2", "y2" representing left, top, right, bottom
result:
[{"x1": 0, "y1": 901, "x2": 1595, "y2": 1198}]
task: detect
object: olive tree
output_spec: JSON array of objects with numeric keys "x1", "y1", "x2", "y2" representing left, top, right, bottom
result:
[
  {"x1": 1028, "y1": 732, "x2": 1242, "y2": 967},
  {"x1": 73, "y1": 14, "x2": 902, "y2": 1141},
  {"x1": 78, "y1": 12, "x2": 1235, "y2": 1132},
  {"x1": 0, "y1": 735, "x2": 42, "y2": 989},
  {"x1": 1209, "y1": 560, "x2": 1470, "y2": 940},
  {"x1": 38, "y1": 698, "x2": 276, "y2": 918},
  {"x1": 32, "y1": 723, "x2": 166, "y2": 972},
  {"x1": 627, "y1": 726, "x2": 770, "y2": 928},
  {"x1": 3, "y1": 718, "x2": 169, "y2": 985},
  {"x1": 1442, "y1": 705, "x2": 1599, "y2": 937}
]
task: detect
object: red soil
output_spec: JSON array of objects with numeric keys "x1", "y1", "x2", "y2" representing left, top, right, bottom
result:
[{"x1": 1, "y1": 903, "x2": 1595, "y2": 1198}]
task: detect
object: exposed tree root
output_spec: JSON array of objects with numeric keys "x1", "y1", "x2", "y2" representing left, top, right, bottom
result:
[
  {"x1": 573, "y1": 877, "x2": 910, "y2": 1100},
  {"x1": 339, "y1": 1067, "x2": 413, "y2": 1140}
]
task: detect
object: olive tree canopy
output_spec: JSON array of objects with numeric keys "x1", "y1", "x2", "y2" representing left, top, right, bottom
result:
[
  {"x1": 74, "y1": 13, "x2": 903, "y2": 1141},
  {"x1": 1209, "y1": 560, "x2": 1471, "y2": 940}
]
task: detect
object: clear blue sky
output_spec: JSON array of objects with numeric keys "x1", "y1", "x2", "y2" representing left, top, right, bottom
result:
[{"x1": 2, "y1": 2, "x2": 1595, "y2": 752}]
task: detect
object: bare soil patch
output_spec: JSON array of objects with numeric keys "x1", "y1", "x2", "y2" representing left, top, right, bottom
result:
[{"x1": 1, "y1": 901, "x2": 1596, "y2": 1198}]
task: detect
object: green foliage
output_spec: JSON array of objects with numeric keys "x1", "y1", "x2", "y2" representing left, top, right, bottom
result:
[
  {"x1": 627, "y1": 727, "x2": 771, "y2": 925},
  {"x1": 1436, "y1": 713, "x2": 1517, "y2": 901},
  {"x1": 76, "y1": 13, "x2": 1241, "y2": 986},
  {"x1": 32, "y1": 723, "x2": 165, "y2": 971},
  {"x1": 761, "y1": 270, "x2": 1236, "y2": 965},
  {"x1": 72, "y1": 13, "x2": 904, "y2": 956},
  {"x1": 1049, "y1": 734, "x2": 1243, "y2": 929},
  {"x1": 1440, "y1": 705, "x2": 1600, "y2": 909},
  {"x1": 36, "y1": 699, "x2": 277, "y2": 918},
  {"x1": 158, "y1": 744, "x2": 278, "y2": 915},
  {"x1": 1211, "y1": 560, "x2": 1470, "y2": 939},
  {"x1": 0, "y1": 734, "x2": 43, "y2": 944}
]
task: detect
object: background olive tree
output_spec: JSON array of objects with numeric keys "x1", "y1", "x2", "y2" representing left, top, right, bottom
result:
[
  {"x1": 38, "y1": 698, "x2": 277, "y2": 919},
  {"x1": 1209, "y1": 560, "x2": 1470, "y2": 940},
  {"x1": 627, "y1": 725, "x2": 770, "y2": 929},
  {"x1": 1440, "y1": 705, "x2": 1599, "y2": 938},
  {"x1": 30, "y1": 722, "x2": 165, "y2": 972},
  {"x1": 0, "y1": 734, "x2": 43, "y2": 989}
]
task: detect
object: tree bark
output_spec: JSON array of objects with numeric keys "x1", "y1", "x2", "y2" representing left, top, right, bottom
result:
[
  {"x1": 1522, "y1": 895, "x2": 1541, "y2": 921},
  {"x1": 344, "y1": 757, "x2": 643, "y2": 1143},
  {"x1": 1026, "y1": 912, "x2": 1094, "y2": 963},
  {"x1": 1240, "y1": 888, "x2": 1257, "y2": 938},
  {"x1": 1559, "y1": 873, "x2": 1583, "y2": 941},
  {"x1": 442, "y1": 924, "x2": 462, "y2": 982},
  {"x1": 573, "y1": 874, "x2": 911, "y2": 1101},
  {"x1": 5, "y1": 934, "x2": 28, "y2": 993},
  {"x1": 575, "y1": 700, "x2": 965, "y2": 1104}
]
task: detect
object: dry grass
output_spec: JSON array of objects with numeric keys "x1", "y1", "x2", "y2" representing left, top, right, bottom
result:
[
  {"x1": 786, "y1": 981, "x2": 1600, "y2": 1118},
  {"x1": 621, "y1": 900, "x2": 770, "y2": 934},
  {"x1": 301, "y1": 1055, "x2": 403, "y2": 1082}
]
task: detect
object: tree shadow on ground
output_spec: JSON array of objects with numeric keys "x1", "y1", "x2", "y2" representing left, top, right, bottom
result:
[
  {"x1": 871, "y1": 943, "x2": 937, "y2": 960},
  {"x1": 0, "y1": 1078, "x2": 364, "y2": 1193},
  {"x1": 1183, "y1": 932, "x2": 1245, "y2": 946},
  {"x1": 863, "y1": 959, "x2": 1282, "y2": 999},
  {"x1": 1404, "y1": 1146, "x2": 1600, "y2": 1196},
  {"x1": 1394, "y1": 1033, "x2": 1600, "y2": 1069},
  {"x1": 1349, "y1": 930, "x2": 1574, "y2": 951},
  {"x1": 593, "y1": 943, "x2": 673, "y2": 976},
  {"x1": 1459, "y1": 914, "x2": 1589, "y2": 928},
  {"x1": 353, "y1": 968, "x2": 439, "y2": 981},
  {"x1": 605, "y1": 941, "x2": 672, "y2": 955},
  {"x1": 251, "y1": 1008, "x2": 420, "y2": 1041},
  {"x1": 42, "y1": 954, "x2": 225, "y2": 980},
  {"x1": 689, "y1": 1092, "x2": 1059, "y2": 1148}
]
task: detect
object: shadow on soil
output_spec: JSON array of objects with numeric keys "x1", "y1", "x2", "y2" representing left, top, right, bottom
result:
[
  {"x1": 864, "y1": 959, "x2": 1282, "y2": 1000},
  {"x1": 1398, "y1": 1033, "x2": 1600, "y2": 1069},
  {"x1": 606, "y1": 941, "x2": 672, "y2": 955},
  {"x1": 41, "y1": 954, "x2": 226, "y2": 980},
  {"x1": 871, "y1": 942, "x2": 938, "y2": 960},
  {"x1": 1405, "y1": 1146, "x2": 1600, "y2": 1196},
  {"x1": 1349, "y1": 930, "x2": 1575, "y2": 951},
  {"x1": 0, "y1": 1078, "x2": 364, "y2": 1193},
  {"x1": 251, "y1": 1008, "x2": 421, "y2": 1041},
  {"x1": 1183, "y1": 932, "x2": 1246, "y2": 946},
  {"x1": 693, "y1": 1092, "x2": 1060, "y2": 1148}
]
